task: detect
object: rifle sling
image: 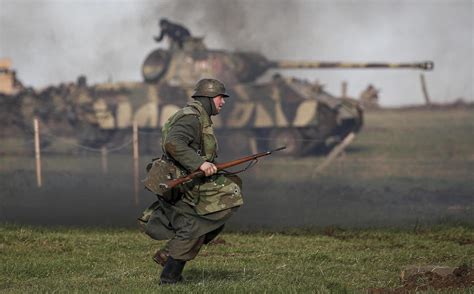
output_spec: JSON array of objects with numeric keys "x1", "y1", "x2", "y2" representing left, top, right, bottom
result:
[{"x1": 218, "y1": 158, "x2": 259, "y2": 176}]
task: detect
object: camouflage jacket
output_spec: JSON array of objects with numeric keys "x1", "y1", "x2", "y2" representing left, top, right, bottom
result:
[{"x1": 161, "y1": 100, "x2": 243, "y2": 215}]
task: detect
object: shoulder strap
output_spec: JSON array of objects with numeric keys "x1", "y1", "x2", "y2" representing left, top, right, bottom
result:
[{"x1": 186, "y1": 103, "x2": 207, "y2": 157}]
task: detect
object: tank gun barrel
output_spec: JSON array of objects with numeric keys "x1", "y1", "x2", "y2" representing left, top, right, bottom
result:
[{"x1": 270, "y1": 60, "x2": 434, "y2": 71}]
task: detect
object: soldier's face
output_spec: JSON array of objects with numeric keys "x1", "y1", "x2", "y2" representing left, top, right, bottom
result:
[{"x1": 213, "y1": 95, "x2": 225, "y2": 113}]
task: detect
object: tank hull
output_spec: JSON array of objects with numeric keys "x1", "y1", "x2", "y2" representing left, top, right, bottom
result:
[{"x1": 5, "y1": 76, "x2": 362, "y2": 156}]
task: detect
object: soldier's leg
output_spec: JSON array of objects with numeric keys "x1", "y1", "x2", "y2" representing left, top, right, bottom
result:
[
  {"x1": 153, "y1": 242, "x2": 170, "y2": 266},
  {"x1": 203, "y1": 225, "x2": 225, "y2": 244},
  {"x1": 160, "y1": 256, "x2": 186, "y2": 285},
  {"x1": 155, "y1": 225, "x2": 225, "y2": 267},
  {"x1": 167, "y1": 236, "x2": 205, "y2": 261},
  {"x1": 159, "y1": 236, "x2": 205, "y2": 284}
]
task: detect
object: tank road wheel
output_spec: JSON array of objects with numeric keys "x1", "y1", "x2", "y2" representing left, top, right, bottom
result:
[
  {"x1": 268, "y1": 129, "x2": 303, "y2": 156},
  {"x1": 142, "y1": 49, "x2": 171, "y2": 82}
]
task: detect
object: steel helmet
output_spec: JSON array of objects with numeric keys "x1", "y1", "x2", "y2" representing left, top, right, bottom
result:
[{"x1": 191, "y1": 78, "x2": 229, "y2": 98}]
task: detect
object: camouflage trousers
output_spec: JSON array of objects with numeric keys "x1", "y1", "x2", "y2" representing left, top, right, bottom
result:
[{"x1": 161, "y1": 225, "x2": 225, "y2": 261}]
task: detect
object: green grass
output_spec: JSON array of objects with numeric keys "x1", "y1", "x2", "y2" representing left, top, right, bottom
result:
[{"x1": 0, "y1": 224, "x2": 472, "y2": 293}]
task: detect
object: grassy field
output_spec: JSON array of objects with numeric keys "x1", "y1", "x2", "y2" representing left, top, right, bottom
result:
[
  {"x1": 0, "y1": 224, "x2": 472, "y2": 293},
  {"x1": 1, "y1": 107, "x2": 473, "y2": 292}
]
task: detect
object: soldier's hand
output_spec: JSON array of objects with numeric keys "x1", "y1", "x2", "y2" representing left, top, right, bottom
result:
[{"x1": 199, "y1": 162, "x2": 217, "y2": 176}]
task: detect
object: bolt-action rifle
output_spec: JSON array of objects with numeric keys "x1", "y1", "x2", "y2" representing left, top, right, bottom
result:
[{"x1": 158, "y1": 146, "x2": 286, "y2": 193}]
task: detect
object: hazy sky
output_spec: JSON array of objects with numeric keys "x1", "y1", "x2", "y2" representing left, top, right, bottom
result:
[{"x1": 0, "y1": 0, "x2": 472, "y2": 106}]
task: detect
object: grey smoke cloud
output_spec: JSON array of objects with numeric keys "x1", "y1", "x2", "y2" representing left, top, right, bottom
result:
[{"x1": 0, "y1": 0, "x2": 472, "y2": 106}]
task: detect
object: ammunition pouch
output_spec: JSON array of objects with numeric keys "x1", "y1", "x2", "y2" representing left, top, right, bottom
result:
[{"x1": 143, "y1": 156, "x2": 184, "y2": 204}]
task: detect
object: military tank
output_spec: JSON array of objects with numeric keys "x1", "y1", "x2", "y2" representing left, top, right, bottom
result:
[
  {"x1": 133, "y1": 37, "x2": 432, "y2": 155},
  {"x1": 5, "y1": 37, "x2": 434, "y2": 156}
]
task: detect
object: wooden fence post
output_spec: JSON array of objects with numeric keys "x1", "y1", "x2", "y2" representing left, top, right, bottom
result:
[
  {"x1": 133, "y1": 120, "x2": 139, "y2": 205},
  {"x1": 34, "y1": 117, "x2": 42, "y2": 187},
  {"x1": 312, "y1": 132, "x2": 356, "y2": 178},
  {"x1": 420, "y1": 74, "x2": 432, "y2": 106}
]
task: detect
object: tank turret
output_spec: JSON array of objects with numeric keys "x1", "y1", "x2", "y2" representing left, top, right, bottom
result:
[{"x1": 142, "y1": 38, "x2": 434, "y2": 86}]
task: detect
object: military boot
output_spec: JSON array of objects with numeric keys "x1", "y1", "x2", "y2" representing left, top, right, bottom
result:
[
  {"x1": 153, "y1": 249, "x2": 169, "y2": 267},
  {"x1": 159, "y1": 256, "x2": 186, "y2": 285}
]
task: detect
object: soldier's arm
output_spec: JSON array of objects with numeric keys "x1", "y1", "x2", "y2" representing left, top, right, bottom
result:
[
  {"x1": 154, "y1": 29, "x2": 166, "y2": 42},
  {"x1": 164, "y1": 115, "x2": 205, "y2": 172}
]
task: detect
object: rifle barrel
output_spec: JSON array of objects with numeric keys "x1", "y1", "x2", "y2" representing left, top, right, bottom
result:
[
  {"x1": 162, "y1": 146, "x2": 286, "y2": 190},
  {"x1": 270, "y1": 146, "x2": 286, "y2": 153}
]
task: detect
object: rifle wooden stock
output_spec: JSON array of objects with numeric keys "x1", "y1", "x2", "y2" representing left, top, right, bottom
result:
[{"x1": 159, "y1": 146, "x2": 286, "y2": 190}]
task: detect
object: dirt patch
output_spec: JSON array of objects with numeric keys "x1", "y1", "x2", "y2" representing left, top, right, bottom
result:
[
  {"x1": 368, "y1": 264, "x2": 473, "y2": 293},
  {"x1": 457, "y1": 238, "x2": 474, "y2": 246}
]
